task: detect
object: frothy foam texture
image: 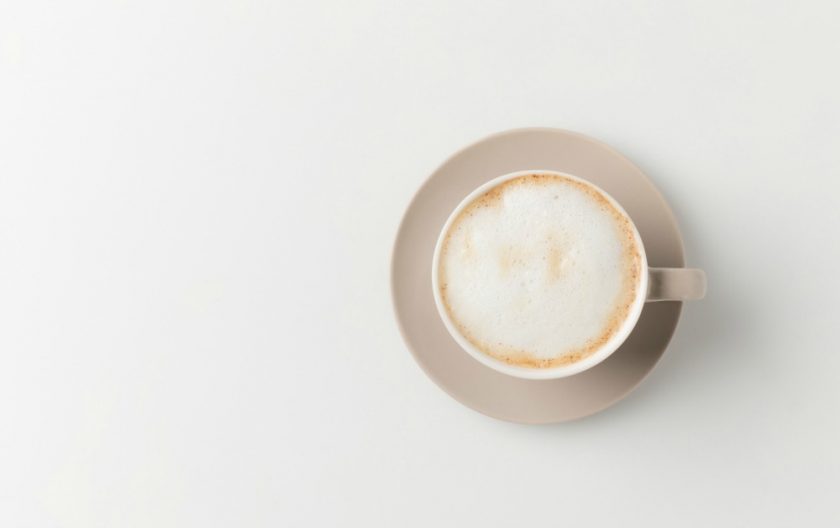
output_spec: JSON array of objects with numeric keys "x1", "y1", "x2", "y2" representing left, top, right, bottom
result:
[{"x1": 437, "y1": 173, "x2": 642, "y2": 369}]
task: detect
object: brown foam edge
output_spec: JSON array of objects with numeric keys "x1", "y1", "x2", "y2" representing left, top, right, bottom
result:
[{"x1": 437, "y1": 172, "x2": 642, "y2": 369}]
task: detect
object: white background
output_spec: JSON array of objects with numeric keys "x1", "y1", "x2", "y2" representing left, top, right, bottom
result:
[{"x1": 2, "y1": 1, "x2": 839, "y2": 526}]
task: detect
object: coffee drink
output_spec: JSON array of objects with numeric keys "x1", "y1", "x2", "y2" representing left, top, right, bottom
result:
[{"x1": 436, "y1": 172, "x2": 642, "y2": 369}]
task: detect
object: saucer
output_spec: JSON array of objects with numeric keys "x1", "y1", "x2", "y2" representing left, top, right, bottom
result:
[{"x1": 391, "y1": 128, "x2": 686, "y2": 424}]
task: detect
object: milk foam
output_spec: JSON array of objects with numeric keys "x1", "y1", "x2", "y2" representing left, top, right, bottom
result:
[{"x1": 438, "y1": 173, "x2": 641, "y2": 368}]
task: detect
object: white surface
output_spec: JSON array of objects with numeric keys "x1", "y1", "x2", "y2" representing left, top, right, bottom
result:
[{"x1": 1, "y1": 0, "x2": 838, "y2": 526}]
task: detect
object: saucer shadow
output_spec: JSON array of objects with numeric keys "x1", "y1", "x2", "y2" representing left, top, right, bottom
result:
[{"x1": 557, "y1": 182, "x2": 760, "y2": 425}]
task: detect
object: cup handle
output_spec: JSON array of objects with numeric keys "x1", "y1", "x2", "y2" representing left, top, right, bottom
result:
[{"x1": 646, "y1": 268, "x2": 707, "y2": 302}]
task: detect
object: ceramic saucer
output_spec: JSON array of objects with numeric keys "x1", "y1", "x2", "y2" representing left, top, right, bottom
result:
[{"x1": 391, "y1": 128, "x2": 685, "y2": 423}]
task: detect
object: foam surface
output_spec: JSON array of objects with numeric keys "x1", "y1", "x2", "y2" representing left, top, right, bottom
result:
[{"x1": 437, "y1": 173, "x2": 641, "y2": 368}]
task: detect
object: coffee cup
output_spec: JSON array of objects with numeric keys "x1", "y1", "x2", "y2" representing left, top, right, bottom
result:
[{"x1": 432, "y1": 170, "x2": 705, "y2": 380}]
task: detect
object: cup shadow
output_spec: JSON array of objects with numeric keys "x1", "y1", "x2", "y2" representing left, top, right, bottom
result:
[{"x1": 539, "y1": 175, "x2": 759, "y2": 428}]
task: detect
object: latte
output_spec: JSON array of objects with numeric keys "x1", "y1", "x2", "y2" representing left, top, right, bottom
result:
[{"x1": 436, "y1": 172, "x2": 642, "y2": 369}]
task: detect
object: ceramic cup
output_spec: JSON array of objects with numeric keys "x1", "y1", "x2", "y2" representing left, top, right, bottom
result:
[{"x1": 432, "y1": 170, "x2": 706, "y2": 380}]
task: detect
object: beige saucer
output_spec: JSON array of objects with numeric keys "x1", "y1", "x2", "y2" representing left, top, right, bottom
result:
[{"x1": 391, "y1": 128, "x2": 686, "y2": 423}]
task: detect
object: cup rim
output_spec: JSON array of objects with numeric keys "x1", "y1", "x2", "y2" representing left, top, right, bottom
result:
[{"x1": 431, "y1": 169, "x2": 649, "y2": 380}]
